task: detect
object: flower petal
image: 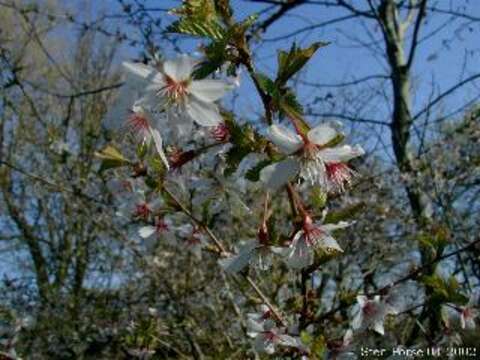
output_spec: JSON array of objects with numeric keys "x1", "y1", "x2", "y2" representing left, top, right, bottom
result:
[
  {"x1": 189, "y1": 79, "x2": 234, "y2": 103},
  {"x1": 139, "y1": 226, "x2": 156, "y2": 239},
  {"x1": 165, "y1": 108, "x2": 194, "y2": 137},
  {"x1": 321, "y1": 221, "x2": 352, "y2": 232},
  {"x1": 122, "y1": 61, "x2": 160, "y2": 84},
  {"x1": 356, "y1": 295, "x2": 368, "y2": 307},
  {"x1": 319, "y1": 145, "x2": 365, "y2": 163},
  {"x1": 254, "y1": 335, "x2": 275, "y2": 354},
  {"x1": 352, "y1": 311, "x2": 363, "y2": 330},
  {"x1": 218, "y1": 250, "x2": 253, "y2": 273},
  {"x1": 307, "y1": 123, "x2": 339, "y2": 146},
  {"x1": 372, "y1": 320, "x2": 385, "y2": 335},
  {"x1": 163, "y1": 54, "x2": 198, "y2": 81},
  {"x1": 185, "y1": 96, "x2": 222, "y2": 126},
  {"x1": 266, "y1": 124, "x2": 303, "y2": 155},
  {"x1": 149, "y1": 128, "x2": 170, "y2": 170},
  {"x1": 277, "y1": 335, "x2": 301, "y2": 348},
  {"x1": 318, "y1": 234, "x2": 343, "y2": 253},
  {"x1": 259, "y1": 159, "x2": 300, "y2": 191},
  {"x1": 286, "y1": 236, "x2": 313, "y2": 269},
  {"x1": 246, "y1": 319, "x2": 264, "y2": 335}
]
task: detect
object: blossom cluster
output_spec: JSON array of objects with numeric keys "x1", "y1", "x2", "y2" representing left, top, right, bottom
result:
[{"x1": 103, "y1": 53, "x2": 380, "y2": 356}]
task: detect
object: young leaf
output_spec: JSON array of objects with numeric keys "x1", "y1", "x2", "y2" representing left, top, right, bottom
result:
[
  {"x1": 95, "y1": 145, "x2": 130, "y2": 172},
  {"x1": 167, "y1": 18, "x2": 226, "y2": 40},
  {"x1": 276, "y1": 41, "x2": 329, "y2": 85},
  {"x1": 168, "y1": 0, "x2": 225, "y2": 40},
  {"x1": 245, "y1": 159, "x2": 272, "y2": 182}
]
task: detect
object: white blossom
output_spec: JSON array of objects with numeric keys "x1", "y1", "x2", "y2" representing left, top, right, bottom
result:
[
  {"x1": 260, "y1": 123, "x2": 364, "y2": 191},
  {"x1": 219, "y1": 239, "x2": 274, "y2": 273},
  {"x1": 123, "y1": 55, "x2": 234, "y2": 136},
  {"x1": 105, "y1": 89, "x2": 169, "y2": 169},
  {"x1": 246, "y1": 306, "x2": 302, "y2": 355},
  {"x1": 460, "y1": 292, "x2": 479, "y2": 330},
  {"x1": 352, "y1": 295, "x2": 397, "y2": 335},
  {"x1": 276, "y1": 216, "x2": 351, "y2": 270}
]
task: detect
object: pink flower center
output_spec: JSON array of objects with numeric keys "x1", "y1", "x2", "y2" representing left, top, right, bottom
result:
[
  {"x1": 164, "y1": 76, "x2": 189, "y2": 102},
  {"x1": 301, "y1": 140, "x2": 320, "y2": 160},
  {"x1": 210, "y1": 123, "x2": 230, "y2": 142},
  {"x1": 186, "y1": 229, "x2": 201, "y2": 247},
  {"x1": 262, "y1": 331, "x2": 278, "y2": 342},
  {"x1": 127, "y1": 112, "x2": 150, "y2": 135},
  {"x1": 326, "y1": 162, "x2": 355, "y2": 192},
  {"x1": 155, "y1": 218, "x2": 169, "y2": 234},
  {"x1": 134, "y1": 203, "x2": 151, "y2": 219},
  {"x1": 261, "y1": 310, "x2": 272, "y2": 320},
  {"x1": 302, "y1": 216, "x2": 324, "y2": 246},
  {"x1": 362, "y1": 301, "x2": 378, "y2": 317}
]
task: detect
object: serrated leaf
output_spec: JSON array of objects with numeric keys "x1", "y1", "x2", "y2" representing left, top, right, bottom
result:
[
  {"x1": 276, "y1": 41, "x2": 329, "y2": 85},
  {"x1": 167, "y1": 19, "x2": 226, "y2": 40}
]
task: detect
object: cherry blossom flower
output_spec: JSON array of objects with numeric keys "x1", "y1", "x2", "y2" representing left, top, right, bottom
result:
[
  {"x1": 115, "y1": 183, "x2": 163, "y2": 222},
  {"x1": 460, "y1": 292, "x2": 479, "y2": 330},
  {"x1": 176, "y1": 223, "x2": 207, "y2": 259},
  {"x1": 219, "y1": 239, "x2": 274, "y2": 273},
  {"x1": 260, "y1": 123, "x2": 364, "y2": 191},
  {"x1": 124, "y1": 55, "x2": 235, "y2": 136},
  {"x1": 138, "y1": 216, "x2": 175, "y2": 244},
  {"x1": 352, "y1": 295, "x2": 397, "y2": 335},
  {"x1": 277, "y1": 216, "x2": 351, "y2": 269},
  {"x1": 105, "y1": 81, "x2": 169, "y2": 169},
  {"x1": 128, "y1": 104, "x2": 170, "y2": 169},
  {"x1": 246, "y1": 306, "x2": 302, "y2": 355}
]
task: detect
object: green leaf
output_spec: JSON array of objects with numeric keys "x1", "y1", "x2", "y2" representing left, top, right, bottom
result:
[
  {"x1": 167, "y1": 18, "x2": 225, "y2": 40},
  {"x1": 245, "y1": 159, "x2": 272, "y2": 182},
  {"x1": 276, "y1": 41, "x2": 329, "y2": 85},
  {"x1": 421, "y1": 275, "x2": 468, "y2": 304},
  {"x1": 95, "y1": 145, "x2": 130, "y2": 172},
  {"x1": 224, "y1": 145, "x2": 251, "y2": 177},
  {"x1": 255, "y1": 73, "x2": 277, "y2": 97},
  {"x1": 168, "y1": 0, "x2": 225, "y2": 40},
  {"x1": 324, "y1": 202, "x2": 365, "y2": 223}
]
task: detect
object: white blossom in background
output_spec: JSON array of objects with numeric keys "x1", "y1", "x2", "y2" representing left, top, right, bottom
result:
[
  {"x1": 219, "y1": 239, "x2": 274, "y2": 273},
  {"x1": 460, "y1": 291, "x2": 479, "y2": 330},
  {"x1": 176, "y1": 223, "x2": 207, "y2": 259},
  {"x1": 276, "y1": 216, "x2": 351, "y2": 269},
  {"x1": 114, "y1": 182, "x2": 163, "y2": 223},
  {"x1": 124, "y1": 55, "x2": 235, "y2": 136},
  {"x1": 260, "y1": 123, "x2": 364, "y2": 191},
  {"x1": 443, "y1": 291, "x2": 479, "y2": 330},
  {"x1": 138, "y1": 216, "x2": 176, "y2": 248},
  {"x1": 352, "y1": 295, "x2": 397, "y2": 335},
  {"x1": 246, "y1": 306, "x2": 302, "y2": 355}
]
